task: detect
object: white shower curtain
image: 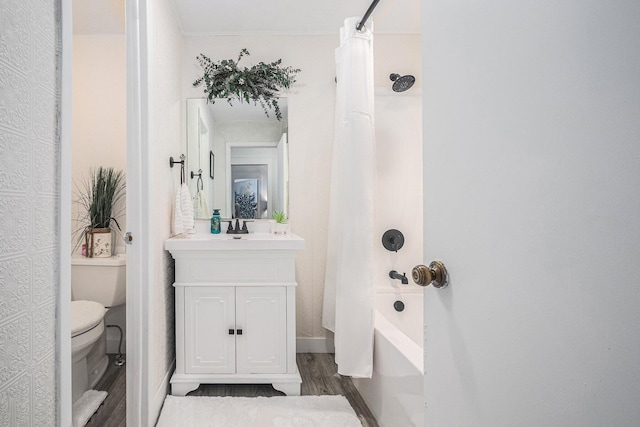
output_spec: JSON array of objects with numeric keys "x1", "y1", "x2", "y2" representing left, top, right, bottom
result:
[{"x1": 322, "y1": 17, "x2": 376, "y2": 378}]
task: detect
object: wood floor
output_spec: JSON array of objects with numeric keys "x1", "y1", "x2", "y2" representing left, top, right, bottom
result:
[
  {"x1": 85, "y1": 355, "x2": 126, "y2": 427},
  {"x1": 85, "y1": 353, "x2": 379, "y2": 427}
]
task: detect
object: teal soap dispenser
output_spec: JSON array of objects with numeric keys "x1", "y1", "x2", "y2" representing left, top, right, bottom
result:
[{"x1": 210, "y1": 209, "x2": 221, "y2": 234}]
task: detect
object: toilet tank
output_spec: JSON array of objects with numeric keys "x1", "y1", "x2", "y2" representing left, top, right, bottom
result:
[{"x1": 71, "y1": 254, "x2": 126, "y2": 307}]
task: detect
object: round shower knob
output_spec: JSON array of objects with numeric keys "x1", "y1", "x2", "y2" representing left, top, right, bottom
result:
[
  {"x1": 382, "y1": 229, "x2": 405, "y2": 252},
  {"x1": 412, "y1": 261, "x2": 448, "y2": 288}
]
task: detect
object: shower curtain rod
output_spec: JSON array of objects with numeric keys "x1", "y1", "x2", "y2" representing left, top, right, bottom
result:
[{"x1": 356, "y1": 0, "x2": 380, "y2": 31}]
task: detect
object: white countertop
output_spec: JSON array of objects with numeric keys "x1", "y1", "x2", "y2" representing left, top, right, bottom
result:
[{"x1": 165, "y1": 232, "x2": 304, "y2": 252}]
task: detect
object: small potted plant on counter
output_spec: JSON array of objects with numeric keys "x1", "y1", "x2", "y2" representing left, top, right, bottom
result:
[
  {"x1": 74, "y1": 167, "x2": 126, "y2": 257},
  {"x1": 270, "y1": 210, "x2": 289, "y2": 234}
]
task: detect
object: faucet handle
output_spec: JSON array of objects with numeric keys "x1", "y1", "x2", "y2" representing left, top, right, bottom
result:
[
  {"x1": 223, "y1": 220, "x2": 234, "y2": 233},
  {"x1": 241, "y1": 220, "x2": 254, "y2": 231}
]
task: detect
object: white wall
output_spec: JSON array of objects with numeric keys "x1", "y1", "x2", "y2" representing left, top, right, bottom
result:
[
  {"x1": 72, "y1": 35, "x2": 127, "y2": 253},
  {"x1": 0, "y1": 0, "x2": 58, "y2": 424},
  {"x1": 146, "y1": 0, "x2": 183, "y2": 423},
  {"x1": 72, "y1": 34, "x2": 127, "y2": 353},
  {"x1": 182, "y1": 34, "x2": 422, "y2": 345},
  {"x1": 373, "y1": 91, "x2": 423, "y2": 294},
  {"x1": 71, "y1": 36, "x2": 127, "y2": 176},
  {"x1": 185, "y1": 99, "x2": 215, "y2": 215}
]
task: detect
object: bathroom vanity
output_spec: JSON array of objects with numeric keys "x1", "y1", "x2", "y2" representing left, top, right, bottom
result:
[{"x1": 165, "y1": 232, "x2": 304, "y2": 396}]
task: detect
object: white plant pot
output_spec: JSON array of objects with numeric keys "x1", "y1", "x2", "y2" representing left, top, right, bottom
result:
[
  {"x1": 270, "y1": 222, "x2": 289, "y2": 235},
  {"x1": 87, "y1": 228, "x2": 112, "y2": 258}
]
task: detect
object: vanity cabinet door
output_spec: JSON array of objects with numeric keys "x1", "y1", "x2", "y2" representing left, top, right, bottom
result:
[
  {"x1": 185, "y1": 286, "x2": 236, "y2": 374},
  {"x1": 235, "y1": 287, "x2": 287, "y2": 374}
]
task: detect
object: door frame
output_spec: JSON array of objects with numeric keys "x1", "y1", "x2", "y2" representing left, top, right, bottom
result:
[
  {"x1": 125, "y1": 0, "x2": 148, "y2": 424},
  {"x1": 58, "y1": 1, "x2": 73, "y2": 425},
  {"x1": 58, "y1": 0, "x2": 146, "y2": 425}
]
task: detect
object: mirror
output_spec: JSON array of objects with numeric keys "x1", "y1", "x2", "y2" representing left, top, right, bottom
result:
[{"x1": 186, "y1": 98, "x2": 289, "y2": 220}]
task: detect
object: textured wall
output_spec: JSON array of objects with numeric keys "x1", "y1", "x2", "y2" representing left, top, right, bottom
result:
[{"x1": 0, "y1": 0, "x2": 59, "y2": 425}]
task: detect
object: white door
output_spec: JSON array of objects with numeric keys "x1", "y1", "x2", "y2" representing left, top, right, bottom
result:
[
  {"x1": 421, "y1": 1, "x2": 640, "y2": 426},
  {"x1": 185, "y1": 287, "x2": 236, "y2": 374},
  {"x1": 236, "y1": 287, "x2": 287, "y2": 374}
]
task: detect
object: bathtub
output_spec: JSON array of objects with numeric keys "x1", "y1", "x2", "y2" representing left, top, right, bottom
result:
[{"x1": 353, "y1": 291, "x2": 424, "y2": 427}]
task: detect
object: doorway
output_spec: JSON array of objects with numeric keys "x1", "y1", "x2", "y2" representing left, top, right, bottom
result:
[{"x1": 60, "y1": 0, "x2": 139, "y2": 424}]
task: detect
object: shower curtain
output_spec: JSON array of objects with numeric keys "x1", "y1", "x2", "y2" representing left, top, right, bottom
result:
[{"x1": 322, "y1": 17, "x2": 376, "y2": 378}]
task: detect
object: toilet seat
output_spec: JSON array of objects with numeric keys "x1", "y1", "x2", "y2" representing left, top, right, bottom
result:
[{"x1": 72, "y1": 300, "x2": 106, "y2": 338}]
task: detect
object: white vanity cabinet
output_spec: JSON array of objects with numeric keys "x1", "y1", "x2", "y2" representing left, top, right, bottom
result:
[
  {"x1": 184, "y1": 286, "x2": 287, "y2": 375},
  {"x1": 165, "y1": 233, "x2": 304, "y2": 396}
]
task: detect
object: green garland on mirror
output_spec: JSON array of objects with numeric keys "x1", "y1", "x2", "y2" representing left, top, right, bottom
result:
[{"x1": 193, "y1": 49, "x2": 300, "y2": 121}]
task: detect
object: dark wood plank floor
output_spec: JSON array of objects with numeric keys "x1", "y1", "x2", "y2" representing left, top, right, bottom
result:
[
  {"x1": 85, "y1": 355, "x2": 126, "y2": 427},
  {"x1": 86, "y1": 353, "x2": 379, "y2": 427}
]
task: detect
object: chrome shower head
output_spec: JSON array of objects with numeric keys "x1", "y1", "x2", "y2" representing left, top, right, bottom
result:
[{"x1": 390, "y1": 73, "x2": 415, "y2": 92}]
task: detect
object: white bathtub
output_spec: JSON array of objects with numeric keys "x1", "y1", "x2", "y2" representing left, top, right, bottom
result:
[{"x1": 353, "y1": 291, "x2": 424, "y2": 427}]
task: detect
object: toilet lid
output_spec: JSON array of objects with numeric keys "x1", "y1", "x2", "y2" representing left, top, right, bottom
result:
[{"x1": 71, "y1": 300, "x2": 105, "y2": 337}]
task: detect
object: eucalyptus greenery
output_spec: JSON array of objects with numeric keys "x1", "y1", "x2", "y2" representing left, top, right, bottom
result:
[
  {"x1": 73, "y1": 167, "x2": 126, "y2": 250},
  {"x1": 193, "y1": 49, "x2": 300, "y2": 120}
]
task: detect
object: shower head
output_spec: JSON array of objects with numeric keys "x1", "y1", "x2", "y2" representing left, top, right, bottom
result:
[{"x1": 390, "y1": 73, "x2": 415, "y2": 92}]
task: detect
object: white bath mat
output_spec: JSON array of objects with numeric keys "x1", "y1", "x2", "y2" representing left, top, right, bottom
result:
[
  {"x1": 156, "y1": 395, "x2": 362, "y2": 427},
  {"x1": 72, "y1": 389, "x2": 107, "y2": 427}
]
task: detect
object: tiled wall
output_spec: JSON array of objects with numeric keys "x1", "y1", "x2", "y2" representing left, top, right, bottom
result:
[{"x1": 0, "y1": 0, "x2": 59, "y2": 424}]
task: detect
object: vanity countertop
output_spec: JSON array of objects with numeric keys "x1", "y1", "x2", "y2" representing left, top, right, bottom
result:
[{"x1": 165, "y1": 232, "x2": 304, "y2": 252}]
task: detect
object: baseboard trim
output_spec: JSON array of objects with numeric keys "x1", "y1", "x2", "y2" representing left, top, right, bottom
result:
[
  {"x1": 150, "y1": 358, "x2": 175, "y2": 426},
  {"x1": 296, "y1": 337, "x2": 334, "y2": 353}
]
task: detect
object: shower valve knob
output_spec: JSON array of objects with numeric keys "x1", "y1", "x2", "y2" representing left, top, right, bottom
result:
[
  {"x1": 412, "y1": 261, "x2": 448, "y2": 288},
  {"x1": 382, "y1": 229, "x2": 405, "y2": 252}
]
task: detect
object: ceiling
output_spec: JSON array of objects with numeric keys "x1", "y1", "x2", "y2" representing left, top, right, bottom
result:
[{"x1": 72, "y1": 0, "x2": 420, "y2": 35}]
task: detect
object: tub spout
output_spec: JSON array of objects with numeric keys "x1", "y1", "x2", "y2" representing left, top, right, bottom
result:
[{"x1": 389, "y1": 270, "x2": 409, "y2": 285}]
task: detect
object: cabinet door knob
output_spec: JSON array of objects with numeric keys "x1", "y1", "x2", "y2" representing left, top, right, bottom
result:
[
  {"x1": 236, "y1": 329, "x2": 243, "y2": 335},
  {"x1": 228, "y1": 329, "x2": 235, "y2": 335}
]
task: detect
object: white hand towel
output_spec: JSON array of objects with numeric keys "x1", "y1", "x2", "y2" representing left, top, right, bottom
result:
[
  {"x1": 180, "y1": 183, "x2": 195, "y2": 232},
  {"x1": 194, "y1": 190, "x2": 209, "y2": 219},
  {"x1": 172, "y1": 187, "x2": 184, "y2": 235}
]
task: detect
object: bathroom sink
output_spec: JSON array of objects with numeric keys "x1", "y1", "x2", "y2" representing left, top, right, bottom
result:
[{"x1": 165, "y1": 232, "x2": 304, "y2": 252}]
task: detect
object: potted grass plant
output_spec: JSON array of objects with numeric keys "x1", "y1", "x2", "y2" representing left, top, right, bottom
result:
[
  {"x1": 74, "y1": 167, "x2": 126, "y2": 257},
  {"x1": 270, "y1": 210, "x2": 289, "y2": 234}
]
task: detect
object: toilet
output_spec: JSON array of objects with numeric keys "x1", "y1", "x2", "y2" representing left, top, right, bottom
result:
[{"x1": 71, "y1": 254, "x2": 126, "y2": 403}]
